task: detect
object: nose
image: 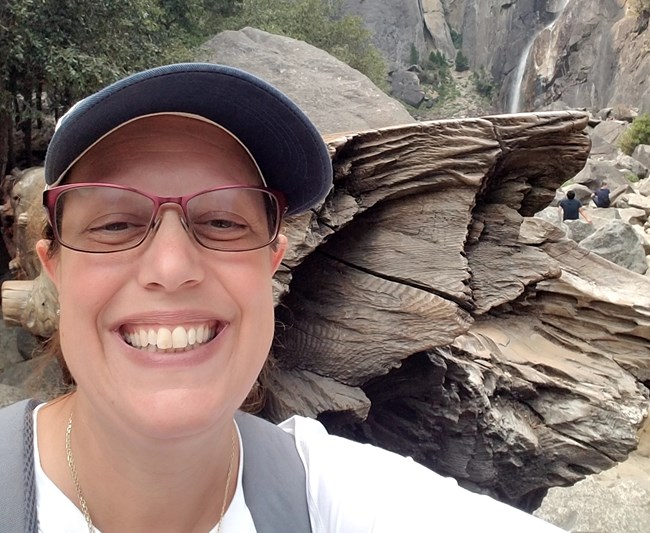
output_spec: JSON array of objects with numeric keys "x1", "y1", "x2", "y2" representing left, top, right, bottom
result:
[{"x1": 136, "y1": 208, "x2": 205, "y2": 291}]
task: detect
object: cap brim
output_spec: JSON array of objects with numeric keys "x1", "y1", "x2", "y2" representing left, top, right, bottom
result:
[{"x1": 45, "y1": 63, "x2": 333, "y2": 216}]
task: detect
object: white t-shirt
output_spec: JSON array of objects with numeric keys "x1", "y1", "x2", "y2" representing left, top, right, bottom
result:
[{"x1": 34, "y1": 408, "x2": 563, "y2": 532}]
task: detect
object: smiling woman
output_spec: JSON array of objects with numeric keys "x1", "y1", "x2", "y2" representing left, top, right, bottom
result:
[{"x1": 0, "y1": 63, "x2": 565, "y2": 533}]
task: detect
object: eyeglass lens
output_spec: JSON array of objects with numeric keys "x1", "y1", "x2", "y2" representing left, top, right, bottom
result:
[{"x1": 55, "y1": 186, "x2": 280, "y2": 252}]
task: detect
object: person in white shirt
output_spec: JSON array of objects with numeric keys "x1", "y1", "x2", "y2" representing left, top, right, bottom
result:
[{"x1": 2, "y1": 63, "x2": 564, "y2": 532}]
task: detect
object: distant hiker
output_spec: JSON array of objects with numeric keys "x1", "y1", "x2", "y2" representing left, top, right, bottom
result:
[
  {"x1": 592, "y1": 182, "x2": 611, "y2": 208},
  {"x1": 559, "y1": 190, "x2": 591, "y2": 222}
]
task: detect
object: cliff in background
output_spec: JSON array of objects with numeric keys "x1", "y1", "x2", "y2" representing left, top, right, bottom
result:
[{"x1": 344, "y1": 0, "x2": 649, "y2": 114}]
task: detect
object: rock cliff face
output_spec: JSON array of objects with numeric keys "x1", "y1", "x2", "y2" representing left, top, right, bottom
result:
[
  {"x1": 446, "y1": 0, "x2": 551, "y2": 109},
  {"x1": 519, "y1": 0, "x2": 628, "y2": 112},
  {"x1": 341, "y1": 0, "x2": 455, "y2": 66},
  {"x1": 341, "y1": 0, "x2": 422, "y2": 67},
  {"x1": 421, "y1": 0, "x2": 457, "y2": 60},
  {"x1": 345, "y1": 0, "x2": 650, "y2": 113}
]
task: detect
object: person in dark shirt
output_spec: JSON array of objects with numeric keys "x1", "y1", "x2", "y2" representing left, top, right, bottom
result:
[
  {"x1": 591, "y1": 182, "x2": 611, "y2": 208},
  {"x1": 558, "y1": 190, "x2": 591, "y2": 222}
]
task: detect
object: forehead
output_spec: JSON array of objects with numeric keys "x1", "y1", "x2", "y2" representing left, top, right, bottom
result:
[{"x1": 65, "y1": 115, "x2": 264, "y2": 191}]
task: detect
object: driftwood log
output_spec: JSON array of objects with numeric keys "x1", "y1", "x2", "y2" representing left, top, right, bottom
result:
[
  {"x1": 0, "y1": 167, "x2": 59, "y2": 336},
  {"x1": 2, "y1": 112, "x2": 649, "y2": 510}
]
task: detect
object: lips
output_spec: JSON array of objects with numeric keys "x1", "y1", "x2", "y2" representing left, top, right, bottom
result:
[{"x1": 120, "y1": 323, "x2": 220, "y2": 352}]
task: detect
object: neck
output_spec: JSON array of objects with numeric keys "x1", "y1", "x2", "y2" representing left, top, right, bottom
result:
[{"x1": 38, "y1": 393, "x2": 239, "y2": 532}]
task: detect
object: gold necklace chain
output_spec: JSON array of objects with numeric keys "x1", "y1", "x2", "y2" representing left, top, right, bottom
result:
[
  {"x1": 65, "y1": 414, "x2": 94, "y2": 532},
  {"x1": 66, "y1": 413, "x2": 236, "y2": 533}
]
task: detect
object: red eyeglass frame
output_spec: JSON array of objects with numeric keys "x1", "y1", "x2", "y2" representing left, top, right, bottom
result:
[{"x1": 42, "y1": 182, "x2": 288, "y2": 253}]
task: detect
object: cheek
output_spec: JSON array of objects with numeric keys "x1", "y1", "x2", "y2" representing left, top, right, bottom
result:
[
  {"x1": 56, "y1": 269, "x2": 109, "y2": 383},
  {"x1": 56, "y1": 255, "x2": 128, "y2": 332},
  {"x1": 227, "y1": 258, "x2": 277, "y2": 339},
  {"x1": 235, "y1": 264, "x2": 276, "y2": 319}
]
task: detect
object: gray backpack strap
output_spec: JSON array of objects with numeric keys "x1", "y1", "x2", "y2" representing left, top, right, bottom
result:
[
  {"x1": 0, "y1": 402, "x2": 311, "y2": 532},
  {"x1": 235, "y1": 411, "x2": 312, "y2": 533},
  {"x1": 0, "y1": 398, "x2": 39, "y2": 533}
]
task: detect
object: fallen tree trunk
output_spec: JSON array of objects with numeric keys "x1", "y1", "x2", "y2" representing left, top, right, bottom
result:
[{"x1": 2, "y1": 111, "x2": 648, "y2": 510}]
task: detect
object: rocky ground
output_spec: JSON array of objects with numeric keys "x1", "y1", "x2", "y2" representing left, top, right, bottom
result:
[
  {"x1": 433, "y1": 69, "x2": 496, "y2": 120},
  {"x1": 406, "y1": 69, "x2": 496, "y2": 121},
  {"x1": 535, "y1": 416, "x2": 650, "y2": 533}
]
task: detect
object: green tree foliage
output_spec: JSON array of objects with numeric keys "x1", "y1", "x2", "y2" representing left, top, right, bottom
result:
[
  {"x1": 220, "y1": 0, "x2": 387, "y2": 88},
  {"x1": 619, "y1": 113, "x2": 650, "y2": 155},
  {"x1": 0, "y1": 0, "x2": 385, "y2": 177},
  {"x1": 414, "y1": 50, "x2": 456, "y2": 102},
  {"x1": 426, "y1": 51, "x2": 448, "y2": 70},
  {"x1": 418, "y1": 51, "x2": 451, "y2": 86},
  {"x1": 471, "y1": 67, "x2": 495, "y2": 98},
  {"x1": 160, "y1": 0, "x2": 242, "y2": 44},
  {"x1": 454, "y1": 50, "x2": 469, "y2": 72},
  {"x1": 0, "y1": 0, "x2": 226, "y2": 175},
  {"x1": 449, "y1": 29, "x2": 462, "y2": 50},
  {"x1": 409, "y1": 43, "x2": 420, "y2": 66}
]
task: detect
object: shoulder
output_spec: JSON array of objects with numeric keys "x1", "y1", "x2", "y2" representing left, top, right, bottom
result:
[
  {"x1": 279, "y1": 416, "x2": 563, "y2": 533},
  {"x1": 0, "y1": 399, "x2": 39, "y2": 528},
  {"x1": 0, "y1": 398, "x2": 37, "y2": 426}
]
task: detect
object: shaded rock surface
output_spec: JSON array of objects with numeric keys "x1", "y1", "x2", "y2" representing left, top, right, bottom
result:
[
  {"x1": 421, "y1": 0, "x2": 457, "y2": 60},
  {"x1": 390, "y1": 69, "x2": 425, "y2": 107},
  {"x1": 634, "y1": 144, "x2": 650, "y2": 169},
  {"x1": 265, "y1": 110, "x2": 649, "y2": 509},
  {"x1": 562, "y1": 219, "x2": 595, "y2": 242}
]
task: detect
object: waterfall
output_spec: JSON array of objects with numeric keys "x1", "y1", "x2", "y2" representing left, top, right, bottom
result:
[
  {"x1": 508, "y1": 0, "x2": 570, "y2": 113},
  {"x1": 509, "y1": 40, "x2": 536, "y2": 114}
]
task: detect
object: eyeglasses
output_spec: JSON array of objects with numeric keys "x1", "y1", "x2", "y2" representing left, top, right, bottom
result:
[{"x1": 43, "y1": 183, "x2": 287, "y2": 253}]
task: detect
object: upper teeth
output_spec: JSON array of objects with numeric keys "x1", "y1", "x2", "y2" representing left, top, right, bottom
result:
[{"x1": 124, "y1": 325, "x2": 215, "y2": 351}]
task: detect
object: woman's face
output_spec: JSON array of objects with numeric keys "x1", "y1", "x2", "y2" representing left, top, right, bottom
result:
[{"x1": 37, "y1": 115, "x2": 286, "y2": 439}]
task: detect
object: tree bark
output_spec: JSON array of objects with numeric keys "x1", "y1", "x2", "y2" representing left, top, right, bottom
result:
[{"x1": 0, "y1": 86, "x2": 12, "y2": 183}]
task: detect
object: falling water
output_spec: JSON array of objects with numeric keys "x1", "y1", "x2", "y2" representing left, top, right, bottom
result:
[
  {"x1": 508, "y1": 0, "x2": 570, "y2": 113},
  {"x1": 509, "y1": 39, "x2": 536, "y2": 114}
]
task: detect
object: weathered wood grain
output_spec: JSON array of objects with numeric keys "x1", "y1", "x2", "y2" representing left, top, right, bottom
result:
[{"x1": 1, "y1": 274, "x2": 58, "y2": 337}]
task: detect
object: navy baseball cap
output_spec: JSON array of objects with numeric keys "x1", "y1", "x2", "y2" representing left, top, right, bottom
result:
[{"x1": 44, "y1": 63, "x2": 333, "y2": 216}]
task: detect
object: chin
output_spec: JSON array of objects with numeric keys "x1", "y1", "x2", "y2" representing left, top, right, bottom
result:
[{"x1": 125, "y1": 388, "x2": 241, "y2": 439}]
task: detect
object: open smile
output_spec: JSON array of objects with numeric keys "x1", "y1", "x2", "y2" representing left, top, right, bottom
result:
[{"x1": 120, "y1": 322, "x2": 223, "y2": 352}]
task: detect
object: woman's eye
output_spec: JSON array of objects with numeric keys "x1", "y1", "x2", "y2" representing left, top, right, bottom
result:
[
  {"x1": 84, "y1": 213, "x2": 148, "y2": 234},
  {"x1": 91, "y1": 221, "x2": 132, "y2": 232},
  {"x1": 193, "y1": 211, "x2": 249, "y2": 231},
  {"x1": 208, "y1": 218, "x2": 244, "y2": 229}
]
